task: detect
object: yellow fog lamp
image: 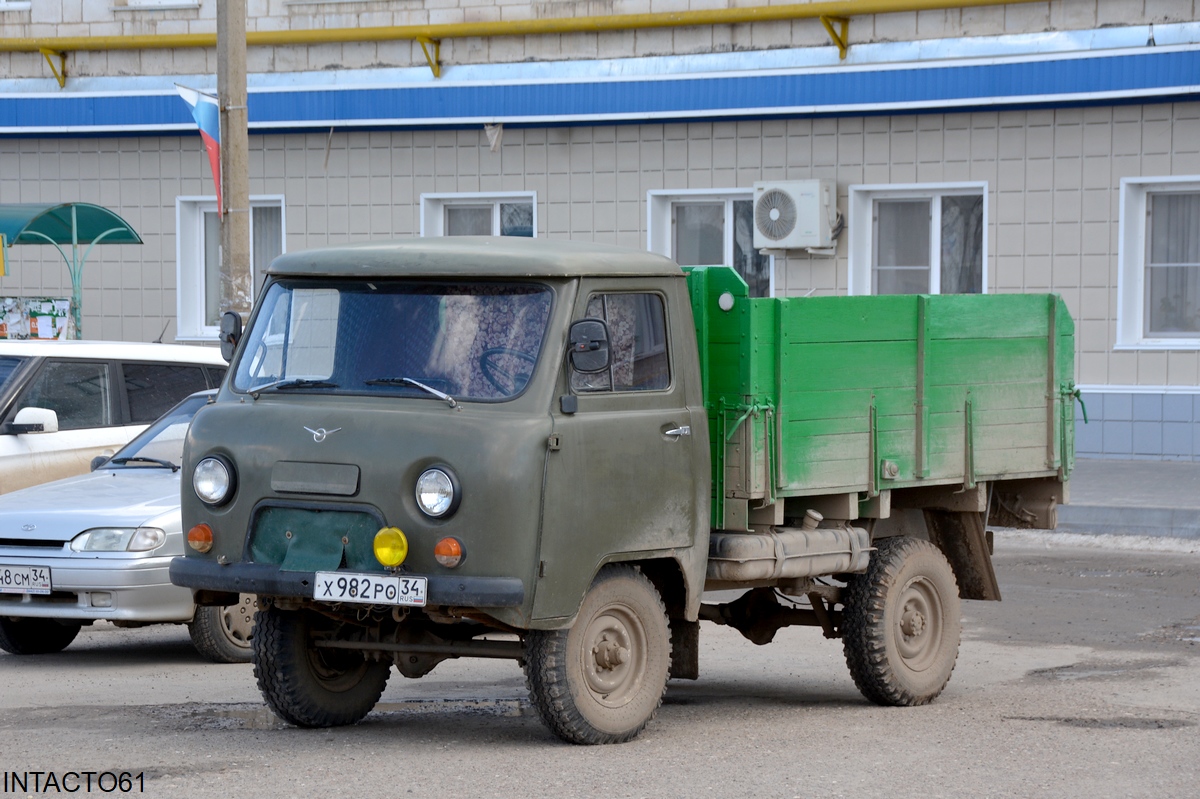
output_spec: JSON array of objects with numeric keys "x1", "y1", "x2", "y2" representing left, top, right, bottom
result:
[{"x1": 374, "y1": 526, "x2": 409, "y2": 568}]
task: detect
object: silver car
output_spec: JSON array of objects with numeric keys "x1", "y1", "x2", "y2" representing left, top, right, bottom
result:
[{"x1": 0, "y1": 390, "x2": 252, "y2": 662}]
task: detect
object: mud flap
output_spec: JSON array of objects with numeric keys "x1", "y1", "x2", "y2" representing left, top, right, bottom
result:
[
  {"x1": 922, "y1": 510, "x2": 1002, "y2": 601},
  {"x1": 669, "y1": 618, "x2": 699, "y2": 680}
]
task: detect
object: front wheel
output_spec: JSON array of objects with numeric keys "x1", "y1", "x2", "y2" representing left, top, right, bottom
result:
[
  {"x1": 252, "y1": 605, "x2": 390, "y2": 727},
  {"x1": 0, "y1": 618, "x2": 82, "y2": 655},
  {"x1": 189, "y1": 594, "x2": 257, "y2": 663},
  {"x1": 524, "y1": 565, "x2": 671, "y2": 745},
  {"x1": 841, "y1": 536, "x2": 962, "y2": 706}
]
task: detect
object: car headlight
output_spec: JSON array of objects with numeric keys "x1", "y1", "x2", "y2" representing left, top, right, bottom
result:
[
  {"x1": 70, "y1": 527, "x2": 166, "y2": 553},
  {"x1": 193, "y1": 456, "x2": 235, "y2": 506},
  {"x1": 415, "y1": 467, "x2": 460, "y2": 518}
]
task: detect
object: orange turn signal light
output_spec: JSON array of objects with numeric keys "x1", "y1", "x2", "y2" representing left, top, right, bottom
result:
[
  {"x1": 433, "y1": 536, "x2": 464, "y2": 568},
  {"x1": 187, "y1": 523, "x2": 214, "y2": 553}
]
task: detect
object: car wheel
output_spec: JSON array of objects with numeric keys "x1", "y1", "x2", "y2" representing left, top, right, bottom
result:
[
  {"x1": 841, "y1": 536, "x2": 962, "y2": 706},
  {"x1": 188, "y1": 594, "x2": 257, "y2": 663},
  {"x1": 252, "y1": 605, "x2": 390, "y2": 728},
  {"x1": 0, "y1": 618, "x2": 82, "y2": 655},
  {"x1": 524, "y1": 564, "x2": 671, "y2": 745}
]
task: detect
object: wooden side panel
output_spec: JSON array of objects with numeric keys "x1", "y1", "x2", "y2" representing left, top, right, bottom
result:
[{"x1": 685, "y1": 266, "x2": 1075, "y2": 521}]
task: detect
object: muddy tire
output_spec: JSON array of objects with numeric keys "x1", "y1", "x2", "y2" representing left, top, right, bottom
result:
[
  {"x1": 252, "y1": 605, "x2": 390, "y2": 727},
  {"x1": 189, "y1": 594, "x2": 257, "y2": 663},
  {"x1": 0, "y1": 618, "x2": 82, "y2": 655},
  {"x1": 841, "y1": 536, "x2": 961, "y2": 706},
  {"x1": 524, "y1": 564, "x2": 671, "y2": 745}
]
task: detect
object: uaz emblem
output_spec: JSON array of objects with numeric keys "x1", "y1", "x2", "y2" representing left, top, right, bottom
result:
[{"x1": 304, "y1": 426, "x2": 342, "y2": 443}]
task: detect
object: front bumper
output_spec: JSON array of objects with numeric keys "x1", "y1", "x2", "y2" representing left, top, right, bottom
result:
[
  {"x1": 170, "y1": 557, "x2": 525, "y2": 608},
  {"x1": 0, "y1": 554, "x2": 195, "y2": 622}
]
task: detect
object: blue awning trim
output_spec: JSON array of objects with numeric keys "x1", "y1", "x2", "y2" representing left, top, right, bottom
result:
[{"x1": 1, "y1": 45, "x2": 1197, "y2": 134}]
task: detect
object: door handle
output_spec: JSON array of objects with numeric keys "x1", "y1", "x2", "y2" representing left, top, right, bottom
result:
[{"x1": 664, "y1": 425, "x2": 691, "y2": 438}]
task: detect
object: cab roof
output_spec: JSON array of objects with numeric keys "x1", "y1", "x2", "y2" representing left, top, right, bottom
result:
[{"x1": 266, "y1": 236, "x2": 683, "y2": 279}]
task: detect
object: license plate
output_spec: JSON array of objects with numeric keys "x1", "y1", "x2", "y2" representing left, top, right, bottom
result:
[
  {"x1": 0, "y1": 564, "x2": 52, "y2": 595},
  {"x1": 314, "y1": 571, "x2": 427, "y2": 607}
]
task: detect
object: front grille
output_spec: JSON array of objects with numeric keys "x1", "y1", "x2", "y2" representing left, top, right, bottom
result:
[
  {"x1": 248, "y1": 503, "x2": 385, "y2": 572},
  {"x1": 0, "y1": 538, "x2": 67, "y2": 549}
]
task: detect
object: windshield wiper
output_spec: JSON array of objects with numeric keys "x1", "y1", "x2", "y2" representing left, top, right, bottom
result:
[
  {"x1": 365, "y1": 377, "x2": 457, "y2": 409},
  {"x1": 108, "y1": 456, "x2": 180, "y2": 472},
  {"x1": 250, "y1": 378, "x2": 339, "y2": 398}
]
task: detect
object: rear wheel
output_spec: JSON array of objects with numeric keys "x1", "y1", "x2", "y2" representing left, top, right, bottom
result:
[
  {"x1": 252, "y1": 605, "x2": 390, "y2": 727},
  {"x1": 525, "y1": 565, "x2": 671, "y2": 745},
  {"x1": 0, "y1": 618, "x2": 82, "y2": 655},
  {"x1": 189, "y1": 594, "x2": 257, "y2": 663},
  {"x1": 841, "y1": 536, "x2": 961, "y2": 706}
]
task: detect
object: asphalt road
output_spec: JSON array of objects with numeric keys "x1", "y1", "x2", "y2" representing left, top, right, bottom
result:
[{"x1": 2, "y1": 533, "x2": 1198, "y2": 799}]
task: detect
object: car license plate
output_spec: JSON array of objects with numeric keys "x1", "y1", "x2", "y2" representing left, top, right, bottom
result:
[
  {"x1": 314, "y1": 571, "x2": 427, "y2": 607},
  {"x1": 0, "y1": 564, "x2": 52, "y2": 595}
]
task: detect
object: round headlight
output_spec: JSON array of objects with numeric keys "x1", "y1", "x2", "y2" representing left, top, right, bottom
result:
[
  {"x1": 415, "y1": 467, "x2": 458, "y2": 518},
  {"x1": 194, "y1": 457, "x2": 234, "y2": 506}
]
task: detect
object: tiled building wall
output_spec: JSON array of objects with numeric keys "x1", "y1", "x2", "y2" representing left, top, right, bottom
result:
[
  {"x1": 2, "y1": 101, "x2": 1199, "y2": 392},
  {"x1": 0, "y1": 1, "x2": 1190, "y2": 79}
]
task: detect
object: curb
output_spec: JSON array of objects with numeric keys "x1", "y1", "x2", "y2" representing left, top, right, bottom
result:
[{"x1": 1057, "y1": 505, "x2": 1200, "y2": 540}]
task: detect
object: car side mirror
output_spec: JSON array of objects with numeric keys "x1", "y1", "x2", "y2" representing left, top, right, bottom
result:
[
  {"x1": 90, "y1": 454, "x2": 110, "y2": 471},
  {"x1": 9, "y1": 407, "x2": 59, "y2": 434},
  {"x1": 219, "y1": 311, "x2": 242, "y2": 363},
  {"x1": 568, "y1": 318, "x2": 611, "y2": 374}
]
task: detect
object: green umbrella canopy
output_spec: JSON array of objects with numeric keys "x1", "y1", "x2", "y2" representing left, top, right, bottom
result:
[
  {"x1": 0, "y1": 203, "x2": 142, "y2": 340},
  {"x1": 0, "y1": 203, "x2": 142, "y2": 246}
]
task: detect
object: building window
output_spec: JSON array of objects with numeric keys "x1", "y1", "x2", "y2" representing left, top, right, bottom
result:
[
  {"x1": 176, "y1": 196, "x2": 285, "y2": 341},
  {"x1": 648, "y1": 190, "x2": 772, "y2": 298},
  {"x1": 420, "y1": 193, "x2": 536, "y2": 237},
  {"x1": 1118, "y1": 177, "x2": 1200, "y2": 349},
  {"x1": 848, "y1": 183, "x2": 987, "y2": 296}
]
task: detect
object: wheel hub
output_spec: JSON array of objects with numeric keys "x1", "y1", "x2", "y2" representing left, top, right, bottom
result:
[
  {"x1": 592, "y1": 633, "x2": 630, "y2": 670},
  {"x1": 900, "y1": 603, "x2": 927, "y2": 638}
]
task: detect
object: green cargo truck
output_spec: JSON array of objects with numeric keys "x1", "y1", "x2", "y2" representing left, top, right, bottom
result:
[{"x1": 169, "y1": 237, "x2": 1075, "y2": 744}]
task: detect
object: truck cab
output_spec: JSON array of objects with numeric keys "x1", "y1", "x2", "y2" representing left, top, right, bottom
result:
[{"x1": 171, "y1": 237, "x2": 711, "y2": 742}]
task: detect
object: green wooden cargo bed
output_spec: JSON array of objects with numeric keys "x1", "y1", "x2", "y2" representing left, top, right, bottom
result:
[{"x1": 685, "y1": 266, "x2": 1077, "y2": 533}]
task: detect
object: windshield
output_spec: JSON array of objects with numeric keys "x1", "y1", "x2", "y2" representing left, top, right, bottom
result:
[
  {"x1": 105, "y1": 392, "x2": 210, "y2": 470},
  {"x1": 233, "y1": 280, "x2": 554, "y2": 401}
]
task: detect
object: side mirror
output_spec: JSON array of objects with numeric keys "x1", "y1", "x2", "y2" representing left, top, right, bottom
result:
[
  {"x1": 9, "y1": 407, "x2": 59, "y2": 434},
  {"x1": 219, "y1": 311, "x2": 242, "y2": 363},
  {"x1": 568, "y1": 318, "x2": 611, "y2": 374},
  {"x1": 90, "y1": 454, "x2": 111, "y2": 471}
]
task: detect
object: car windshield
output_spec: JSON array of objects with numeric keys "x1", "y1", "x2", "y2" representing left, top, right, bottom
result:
[
  {"x1": 232, "y1": 280, "x2": 554, "y2": 401},
  {"x1": 105, "y1": 393, "x2": 210, "y2": 471}
]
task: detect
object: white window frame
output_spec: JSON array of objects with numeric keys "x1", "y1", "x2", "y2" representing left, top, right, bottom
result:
[
  {"x1": 175, "y1": 195, "x2": 286, "y2": 341},
  {"x1": 0, "y1": 2, "x2": 32, "y2": 11},
  {"x1": 646, "y1": 188, "x2": 775, "y2": 297},
  {"x1": 419, "y1": 192, "x2": 537, "y2": 237},
  {"x1": 1117, "y1": 176, "x2": 1200, "y2": 350},
  {"x1": 848, "y1": 182, "x2": 988, "y2": 296}
]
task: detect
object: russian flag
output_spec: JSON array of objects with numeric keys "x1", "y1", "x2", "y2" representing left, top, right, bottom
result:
[{"x1": 176, "y1": 85, "x2": 223, "y2": 214}]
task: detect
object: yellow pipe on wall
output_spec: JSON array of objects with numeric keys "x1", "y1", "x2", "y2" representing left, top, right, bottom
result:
[{"x1": 0, "y1": 0, "x2": 1051, "y2": 53}]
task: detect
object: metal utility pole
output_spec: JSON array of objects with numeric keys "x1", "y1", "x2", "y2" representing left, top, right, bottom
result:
[{"x1": 216, "y1": 0, "x2": 252, "y2": 320}]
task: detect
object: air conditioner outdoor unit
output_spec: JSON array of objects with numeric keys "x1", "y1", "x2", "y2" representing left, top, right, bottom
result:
[{"x1": 752, "y1": 179, "x2": 835, "y2": 250}]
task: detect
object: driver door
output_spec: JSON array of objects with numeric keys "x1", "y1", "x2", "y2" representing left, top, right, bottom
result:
[{"x1": 533, "y1": 282, "x2": 705, "y2": 622}]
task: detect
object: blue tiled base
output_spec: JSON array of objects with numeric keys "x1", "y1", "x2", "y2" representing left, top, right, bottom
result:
[{"x1": 1075, "y1": 392, "x2": 1200, "y2": 461}]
